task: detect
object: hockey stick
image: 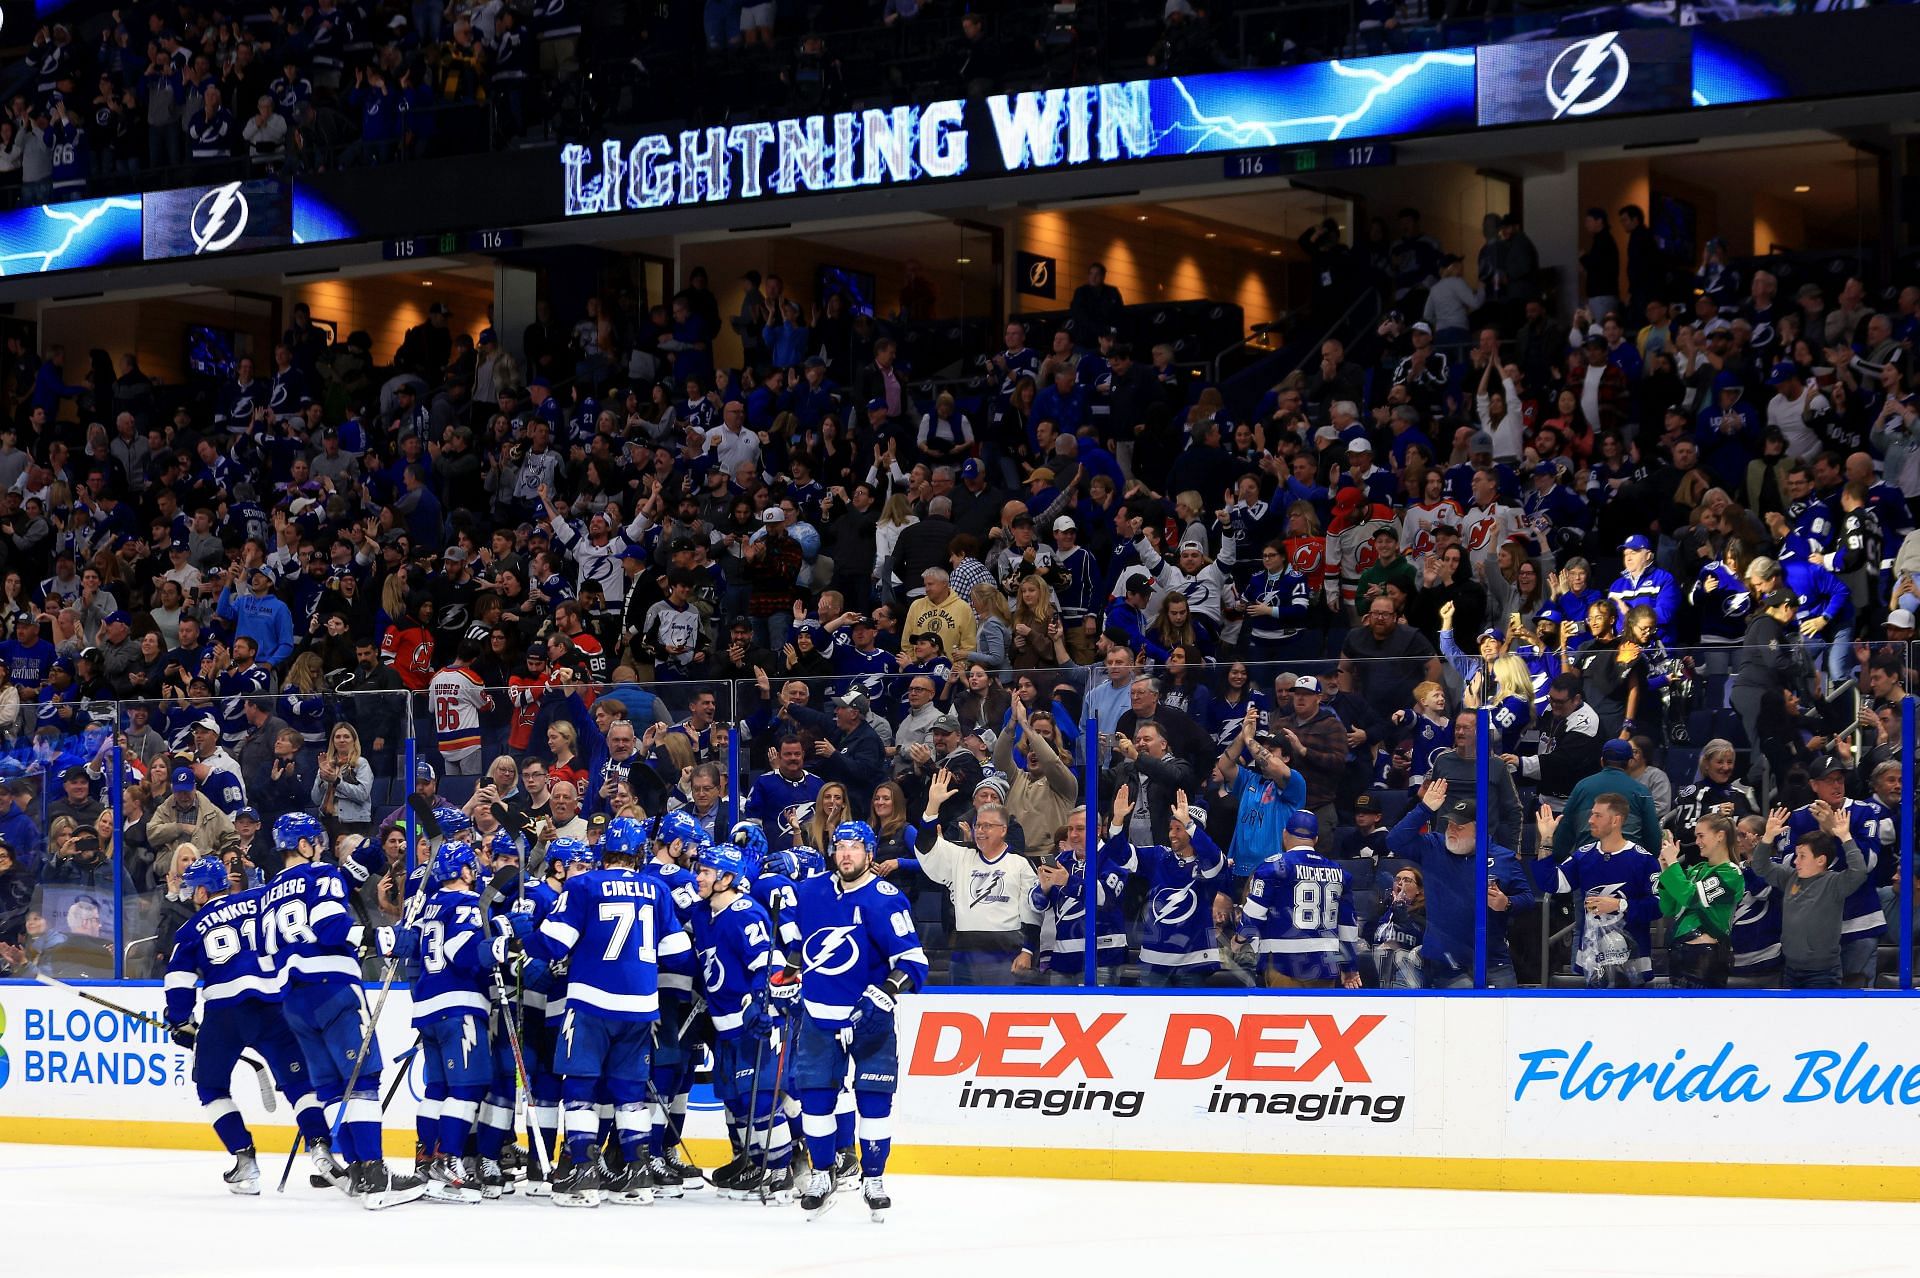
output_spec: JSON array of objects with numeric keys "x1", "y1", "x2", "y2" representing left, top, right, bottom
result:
[
  {"x1": 33, "y1": 974, "x2": 277, "y2": 1111},
  {"x1": 758, "y1": 1015, "x2": 796, "y2": 1206},
  {"x1": 489, "y1": 963, "x2": 552, "y2": 1179}
]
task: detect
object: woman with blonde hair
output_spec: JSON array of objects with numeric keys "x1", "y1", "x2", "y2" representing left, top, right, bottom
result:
[
  {"x1": 803, "y1": 781, "x2": 852, "y2": 852},
  {"x1": 147, "y1": 840, "x2": 204, "y2": 977},
  {"x1": 875, "y1": 491, "x2": 918, "y2": 602},
  {"x1": 963, "y1": 583, "x2": 1012, "y2": 671},
  {"x1": 546, "y1": 721, "x2": 588, "y2": 789},
  {"x1": 1440, "y1": 602, "x2": 1534, "y2": 753},
  {"x1": 313, "y1": 722, "x2": 374, "y2": 841},
  {"x1": 281, "y1": 650, "x2": 329, "y2": 753},
  {"x1": 1009, "y1": 574, "x2": 1057, "y2": 671}
]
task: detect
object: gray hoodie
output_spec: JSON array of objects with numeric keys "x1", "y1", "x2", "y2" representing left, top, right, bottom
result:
[{"x1": 1752, "y1": 838, "x2": 1868, "y2": 973}]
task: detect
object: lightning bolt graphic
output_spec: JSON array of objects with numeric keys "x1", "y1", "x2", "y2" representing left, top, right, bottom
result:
[
  {"x1": 1553, "y1": 32, "x2": 1619, "y2": 119},
  {"x1": 1153, "y1": 50, "x2": 1475, "y2": 152},
  {"x1": 0, "y1": 197, "x2": 142, "y2": 276}
]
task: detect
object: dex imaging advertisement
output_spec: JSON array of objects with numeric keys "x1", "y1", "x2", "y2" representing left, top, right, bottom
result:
[{"x1": 142, "y1": 179, "x2": 293, "y2": 261}]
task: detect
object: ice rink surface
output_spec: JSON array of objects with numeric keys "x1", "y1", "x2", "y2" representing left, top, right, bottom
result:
[{"x1": 6, "y1": 1143, "x2": 1920, "y2": 1278}]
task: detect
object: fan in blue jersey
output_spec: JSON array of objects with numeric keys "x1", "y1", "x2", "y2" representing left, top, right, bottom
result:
[
  {"x1": 259, "y1": 811, "x2": 428, "y2": 1208},
  {"x1": 772, "y1": 820, "x2": 928, "y2": 1220},
  {"x1": 398, "y1": 839, "x2": 514, "y2": 1203},
  {"x1": 692, "y1": 841, "x2": 793, "y2": 1200},
  {"x1": 1534, "y1": 795, "x2": 1661, "y2": 986},
  {"x1": 1112, "y1": 795, "x2": 1231, "y2": 986},
  {"x1": 1385, "y1": 781, "x2": 1536, "y2": 987},
  {"x1": 163, "y1": 856, "x2": 338, "y2": 1195},
  {"x1": 638, "y1": 811, "x2": 707, "y2": 1193},
  {"x1": 1030, "y1": 802, "x2": 1131, "y2": 981},
  {"x1": 510, "y1": 832, "x2": 690, "y2": 1207},
  {"x1": 1233, "y1": 812, "x2": 1361, "y2": 988}
]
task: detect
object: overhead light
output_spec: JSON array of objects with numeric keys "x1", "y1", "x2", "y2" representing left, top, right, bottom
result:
[
  {"x1": 1136, "y1": 215, "x2": 1148, "y2": 222},
  {"x1": 1204, "y1": 232, "x2": 1217, "y2": 239},
  {"x1": 1793, "y1": 184, "x2": 1811, "y2": 193},
  {"x1": 1268, "y1": 249, "x2": 1282, "y2": 256},
  {"x1": 955, "y1": 256, "x2": 972, "y2": 264},
  {"x1": 421, "y1": 280, "x2": 434, "y2": 286}
]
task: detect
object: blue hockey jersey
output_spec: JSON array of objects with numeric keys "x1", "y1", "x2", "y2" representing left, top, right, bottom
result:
[
  {"x1": 1239, "y1": 848, "x2": 1359, "y2": 982},
  {"x1": 163, "y1": 887, "x2": 278, "y2": 1024},
  {"x1": 791, "y1": 873, "x2": 928, "y2": 1029},
  {"x1": 745, "y1": 770, "x2": 824, "y2": 850},
  {"x1": 259, "y1": 861, "x2": 360, "y2": 986},
  {"x1": 509, "y1": 878, "x2": 564, "y2": 1016},
  {"x1": 641, "y1": 858, "x2": 701, "y2": 999},
  {"x1": 406, "y1": 885, "x2": 494, "y2": 1026},
  {"x1": 529, "y1": 868, "x2": 689, "y2": 1023},
  {"x1": 692, "y1": 895, "x2": 774, "y2": 1038},
  {"x1": 1542, "y1": 839, "x2": 1661, "y2": 979},
  {"x1": 1116, "y1": 827, "x2": 1229, "y2": 972},
  {"x1": 1030, "y1": 835, "x2": 1132, "y2": 974}
]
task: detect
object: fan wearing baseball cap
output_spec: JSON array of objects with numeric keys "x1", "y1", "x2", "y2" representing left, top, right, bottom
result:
[
  {"x1": 1606, "y1": 534, "x2": 1680, "y2": 645},
  {"x1": 1231, "y1": 809, "x2": 1360, "y2": 989}
]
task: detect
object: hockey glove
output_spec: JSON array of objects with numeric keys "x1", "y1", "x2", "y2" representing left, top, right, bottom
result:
[
  {"x1": 856, "y1": 971, "x2": 910, "y2": 1021},
  {"x1": 769, "y1": 963, "x2": 802, "y2": 1004},
  {"x1": 517, "y1": 957, "x2": 551, "y2": 989},
  {"x1": 167, "y1": 1022, "x2": 197, "y2": 1050},
  {"x1": 506, "y1": 911, "x2": 536, "y2": 943},
  {"x1": 489, "y1": 935, "x2": 516, "y2": 966}
]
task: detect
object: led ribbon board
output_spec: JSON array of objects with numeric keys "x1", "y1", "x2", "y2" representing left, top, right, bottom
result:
[{"x1": 561, "y1": 51, "x2": 1477, "y2": 217}]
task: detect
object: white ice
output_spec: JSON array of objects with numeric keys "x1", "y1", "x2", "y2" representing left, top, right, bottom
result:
[{"x1": 4, "y1": 1143, "x2": 1918, "y2": 1278}]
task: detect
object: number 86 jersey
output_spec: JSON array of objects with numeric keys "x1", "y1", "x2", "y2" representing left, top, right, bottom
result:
[{"x1": 1239, "y1": 848, "x2": 1359, "y2": 984}]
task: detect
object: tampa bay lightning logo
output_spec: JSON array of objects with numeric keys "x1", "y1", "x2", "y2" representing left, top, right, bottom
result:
[
  {"x1": 701, "y1": 948, "x2": 725, "y2": 993},
  {"x1": 1055, "y1": 894, "x2": 1084, "y2": 923},
  {"x1": 190, "y1": 181, "x2": 251, "y2": 254},
  {"x1": 1545, "y1": 33, "x2": 1629, "y2": 120},
  {"x1": 1150, "y1": 886, "x2": 1197, "y2": 927},
  {"x1": 802, "y1": 925, "x2": 860, "y2": 976}
]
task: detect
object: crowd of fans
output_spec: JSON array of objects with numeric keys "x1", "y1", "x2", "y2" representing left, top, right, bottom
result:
[
  {"x1": 0, "y1": 0, "x2": 1267, "y2": 204},
  {"x1": 0, "y1": 148, "x2": 1917, "y2": 993}
]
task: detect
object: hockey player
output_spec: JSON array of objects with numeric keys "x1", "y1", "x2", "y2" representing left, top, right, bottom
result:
[
  {"x1": 398, "y1": 839, "x2": 513, "y2": 1203},
  {"x1": 163, "y1": 855, "x2": 340, "y2": 1195},
  {"x1": 1233, "y1": 812, "x2": 1361, "y2": 989},
  {"x1": 692, "y1": 840, "x2": 793, "y2": 1199},
  {"x1": 1111, "y1": 789, "x2": 1230, "y2": 986},
  {"x1": 260, "y1": 812, "x2": 427, "y2": 1208},
  {"x1": 510, "y1": 834, "x2": 690, "y2": 1207},
  {"x1": 772, "y1": 820, "x2": 928, "y2": 1220},
  {"x1": 639, "y1": 812, "x2": 706, "y2": 1194},
  {"x1": 510, "y1": 837, "x2": 578, "y2": 1197}
]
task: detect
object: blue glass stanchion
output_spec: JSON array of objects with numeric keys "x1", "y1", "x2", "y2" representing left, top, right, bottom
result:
[
  {"x1": 1082, "y1": 713, "x2": 1099, "y2": 990},
  {"x1": 1901, "y1": 696, "x2": 1915, "y2": 993},
  {"x1": 725, "y1": 717, "x2": 742, "y2": 833},
  {"x1": 1474, "y1": 706, "x2": 1491, "y2": 990},
  {"x1": 110, "y1": 740, "x2": 125, "y2": 981}
]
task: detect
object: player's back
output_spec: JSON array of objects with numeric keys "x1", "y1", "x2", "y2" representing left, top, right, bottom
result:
[
  {"x1": 540, "y1": 867, "x2": 684, "y2": 1023},
  {"x1": 641, "y1": 859, "x2": 700, "y2": 997},
  {"x1": 408, "y1": 887, "x2": 490, "y2": 1026},
  {"x1": 1246, "y1": 847, "x2": 1355, "y2": 980},
  {"x1": 511, "y1": 878, "x2": 564, "y2": 1017},
  {"x1": 258, "y1": 861, "x2": 359, "y2": 987},
  {"x1": 165, "y1": 887, "x2": 277, "y2": 1021}
]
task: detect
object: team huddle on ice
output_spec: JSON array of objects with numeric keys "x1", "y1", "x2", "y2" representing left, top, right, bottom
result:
[{"x1": 161, "y1": 803, "x2": 926, "y2": 1219}]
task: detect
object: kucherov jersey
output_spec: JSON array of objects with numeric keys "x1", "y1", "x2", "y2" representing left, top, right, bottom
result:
[
  {"x1": 692, "y1": 895, "x2": 774, "y2": 1038},
  {"x1": 791, "y1": 874, "x2": 929, "y2": 1030},
  {"x1": 164, "y1": 888, "x2": 279, "y2": 1024},
  {"x1": 1117, "y1": 826, "x2": 1230, "y2": 971},
  {"x1": 749, "y1": 869, "x2": 802, "y2": 955},
  {"x1": 406, "y1": 886, "x2": 494, "y2": 1026},
  {"x1": 1240, "y1": 848, "x2": 1359, "y2": 982},
  {"x1": 530, "y1": 868, "x2": 689, "y2": 1023},
  {"x1": 258, "y1": 862, "x2": 360, "y2": 986}
]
